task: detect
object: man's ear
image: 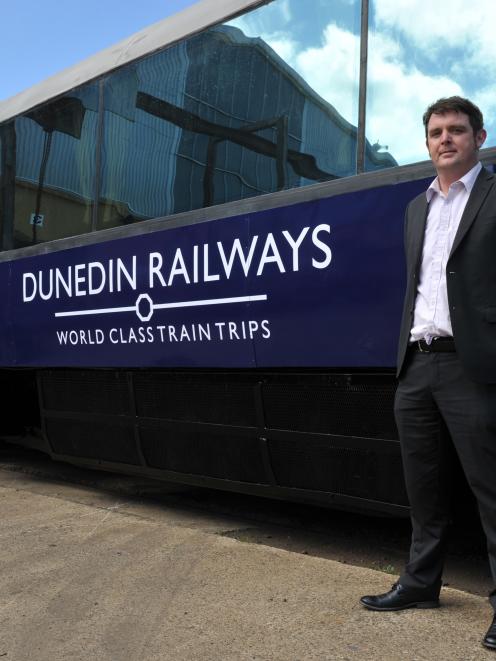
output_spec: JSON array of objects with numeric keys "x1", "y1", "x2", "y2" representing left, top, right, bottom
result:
[{"x1": 476, "y1": 129, "x2": 487, "y2": 149}]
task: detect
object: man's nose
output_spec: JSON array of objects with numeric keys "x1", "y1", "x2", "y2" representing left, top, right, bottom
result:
[{"x1": 440, "y1": 130, "x2": 452, "y2": 143}]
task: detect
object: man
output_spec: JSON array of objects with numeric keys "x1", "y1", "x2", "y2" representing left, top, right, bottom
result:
[{"x1": 360, "y1": 96, "x2": 496, "y2": 651}]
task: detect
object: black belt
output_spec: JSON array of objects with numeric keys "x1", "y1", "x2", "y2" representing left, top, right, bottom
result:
[{"x1": 410, "y1": 337, "x2": 456, "y2": 353}]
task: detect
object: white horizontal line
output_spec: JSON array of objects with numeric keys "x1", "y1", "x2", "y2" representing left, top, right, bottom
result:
[
  {"x1": 54, "y1": 294, "x2": 267, "y2": 318},
  {"x1": 55, "y1": 305, "x2": 136, "y2": 318},
  {"x1": 153, "y1": 294, "x2": 267, "y2": 310}
]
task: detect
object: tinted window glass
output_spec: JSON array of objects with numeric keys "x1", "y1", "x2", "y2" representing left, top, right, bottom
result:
[
  {"x1": 0, "y1": 122, "x2": 15, "y2": 250},
  {"x1": 99, "y1": 0, "x2": 388, "y2": 229},
  {"x1": 366, "y1": 0, "x2": 496, "y2": 169},
  {"x1": 12, "y1": 83, "x2": 98, "y2": 247}
]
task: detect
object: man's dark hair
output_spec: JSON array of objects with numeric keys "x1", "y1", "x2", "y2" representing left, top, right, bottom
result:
[{"x1": 423, "y1": 96, "x2": 484, "y2": 137}]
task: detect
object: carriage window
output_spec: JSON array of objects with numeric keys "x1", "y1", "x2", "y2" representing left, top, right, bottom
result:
[
  {"x1": 12, "y1": 83, "x2": 98, "y2": 248},
  {"x1": 365, "y1": 0, "x2": 496, "y2": 169},
  {"x1": 99, "y1": 0, "x2": 391, "y2": 229}
]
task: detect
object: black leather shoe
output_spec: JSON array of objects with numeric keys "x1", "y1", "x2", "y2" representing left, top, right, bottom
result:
[
  {"x1": 360, "y1": 583, "x2": 440, "y2": 611},
  {"x1": 483, "y1": 614, "x2": 496, "y2": 650}
]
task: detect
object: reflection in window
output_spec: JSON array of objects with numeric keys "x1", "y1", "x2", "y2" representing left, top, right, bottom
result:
[
  {"x1": 0, "y1": 127, "x2": 5, "y2": 248},
  {"x1": 13, "y1": 84, "x2": 98, "y2": 247},
  {"x1": 0, "y1": 122, "x2": 15, "y2": 250},
  {"x1": 99, "y1": 0, "x2": 395, "y2": 229},
  {"x1": 366, "y1": 0, "x2": 496, "y2": 169}
]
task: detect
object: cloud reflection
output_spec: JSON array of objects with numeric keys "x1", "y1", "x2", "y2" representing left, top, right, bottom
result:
[{"x1": 229, "y1": 0, "x2": 496, "y2": 167}]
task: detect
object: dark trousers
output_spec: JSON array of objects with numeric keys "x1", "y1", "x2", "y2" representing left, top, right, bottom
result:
[{"x1": 394, "y1": 350, "x2": 496, "y2": 610}]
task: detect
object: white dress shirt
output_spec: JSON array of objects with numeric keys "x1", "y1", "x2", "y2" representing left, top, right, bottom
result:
[{"x1": 410, "y1": 161, "x2": 482, "y2": 344}]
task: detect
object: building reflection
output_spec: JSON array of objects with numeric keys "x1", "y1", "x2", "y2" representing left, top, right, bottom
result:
[{"x1": 10, "y1": 25, "x2": 397, "y2": 245}]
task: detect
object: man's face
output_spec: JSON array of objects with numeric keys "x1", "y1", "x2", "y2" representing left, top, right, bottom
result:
[{"x1": 426, "y1": 110, "x2": 486, "y2": 178}]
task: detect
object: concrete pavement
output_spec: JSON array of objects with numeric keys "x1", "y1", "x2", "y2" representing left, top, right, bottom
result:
[{"x1": 0, "y1": 467, "x2": 494, "y2": 661}]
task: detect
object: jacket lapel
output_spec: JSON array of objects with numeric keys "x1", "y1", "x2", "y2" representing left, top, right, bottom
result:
[
  {"x1": 408, "y1": 196, "x2": 429, "y2": 271},
  {"x1": 450, "y1": 168, "x2": 496, "y2": 257}
]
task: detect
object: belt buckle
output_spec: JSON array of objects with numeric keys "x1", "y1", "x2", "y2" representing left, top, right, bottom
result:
[{"x1": 417, "y1": 340, "x2": 429, "y2": 353}]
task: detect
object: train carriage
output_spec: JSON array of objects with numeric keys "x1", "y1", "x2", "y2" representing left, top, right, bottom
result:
[{"x1": 1, "y1": 0, "x2": 495, "y2": 515}]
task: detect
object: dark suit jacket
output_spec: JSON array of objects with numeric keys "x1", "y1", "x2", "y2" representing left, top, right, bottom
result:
[{"x1": 397, "y1": 166, "x2": 496, "y2": 383}]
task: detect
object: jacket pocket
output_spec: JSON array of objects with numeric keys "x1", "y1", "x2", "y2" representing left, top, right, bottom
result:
[
  {"x1": 477, "y1": 214, "x2": 496, "y2": 224},
  {"x1": 484, "y1": 307, "x2": 496, "y2": 323}
]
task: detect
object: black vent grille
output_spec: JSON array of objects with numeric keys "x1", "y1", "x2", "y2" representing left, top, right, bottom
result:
[
  {"x1": 36, "y1": 368, "x2": 409, "y2": 509},
  {"x1": 140, "y1": 421, "x2": 267, "y2": 483},
  {"x1": 46, "y1": 417, "x2": 139, "y2": 465},
  {"x1": 263, "y1": 381, "x2": 397, "y2": 439},
  {"x1": 40, "y1": 371, "x2": 130, "y2": 415},
  {"x1": 269, "y1": 437, "x2": 408, "y2": 505},
  {"x1": 134, "y1": 373, "x2": 257, "y2": 426}
]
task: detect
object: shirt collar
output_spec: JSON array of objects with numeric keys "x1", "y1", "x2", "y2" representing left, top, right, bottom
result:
[{"x1": 426, "y1": 161, "x2": 482, "y2": 202}]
